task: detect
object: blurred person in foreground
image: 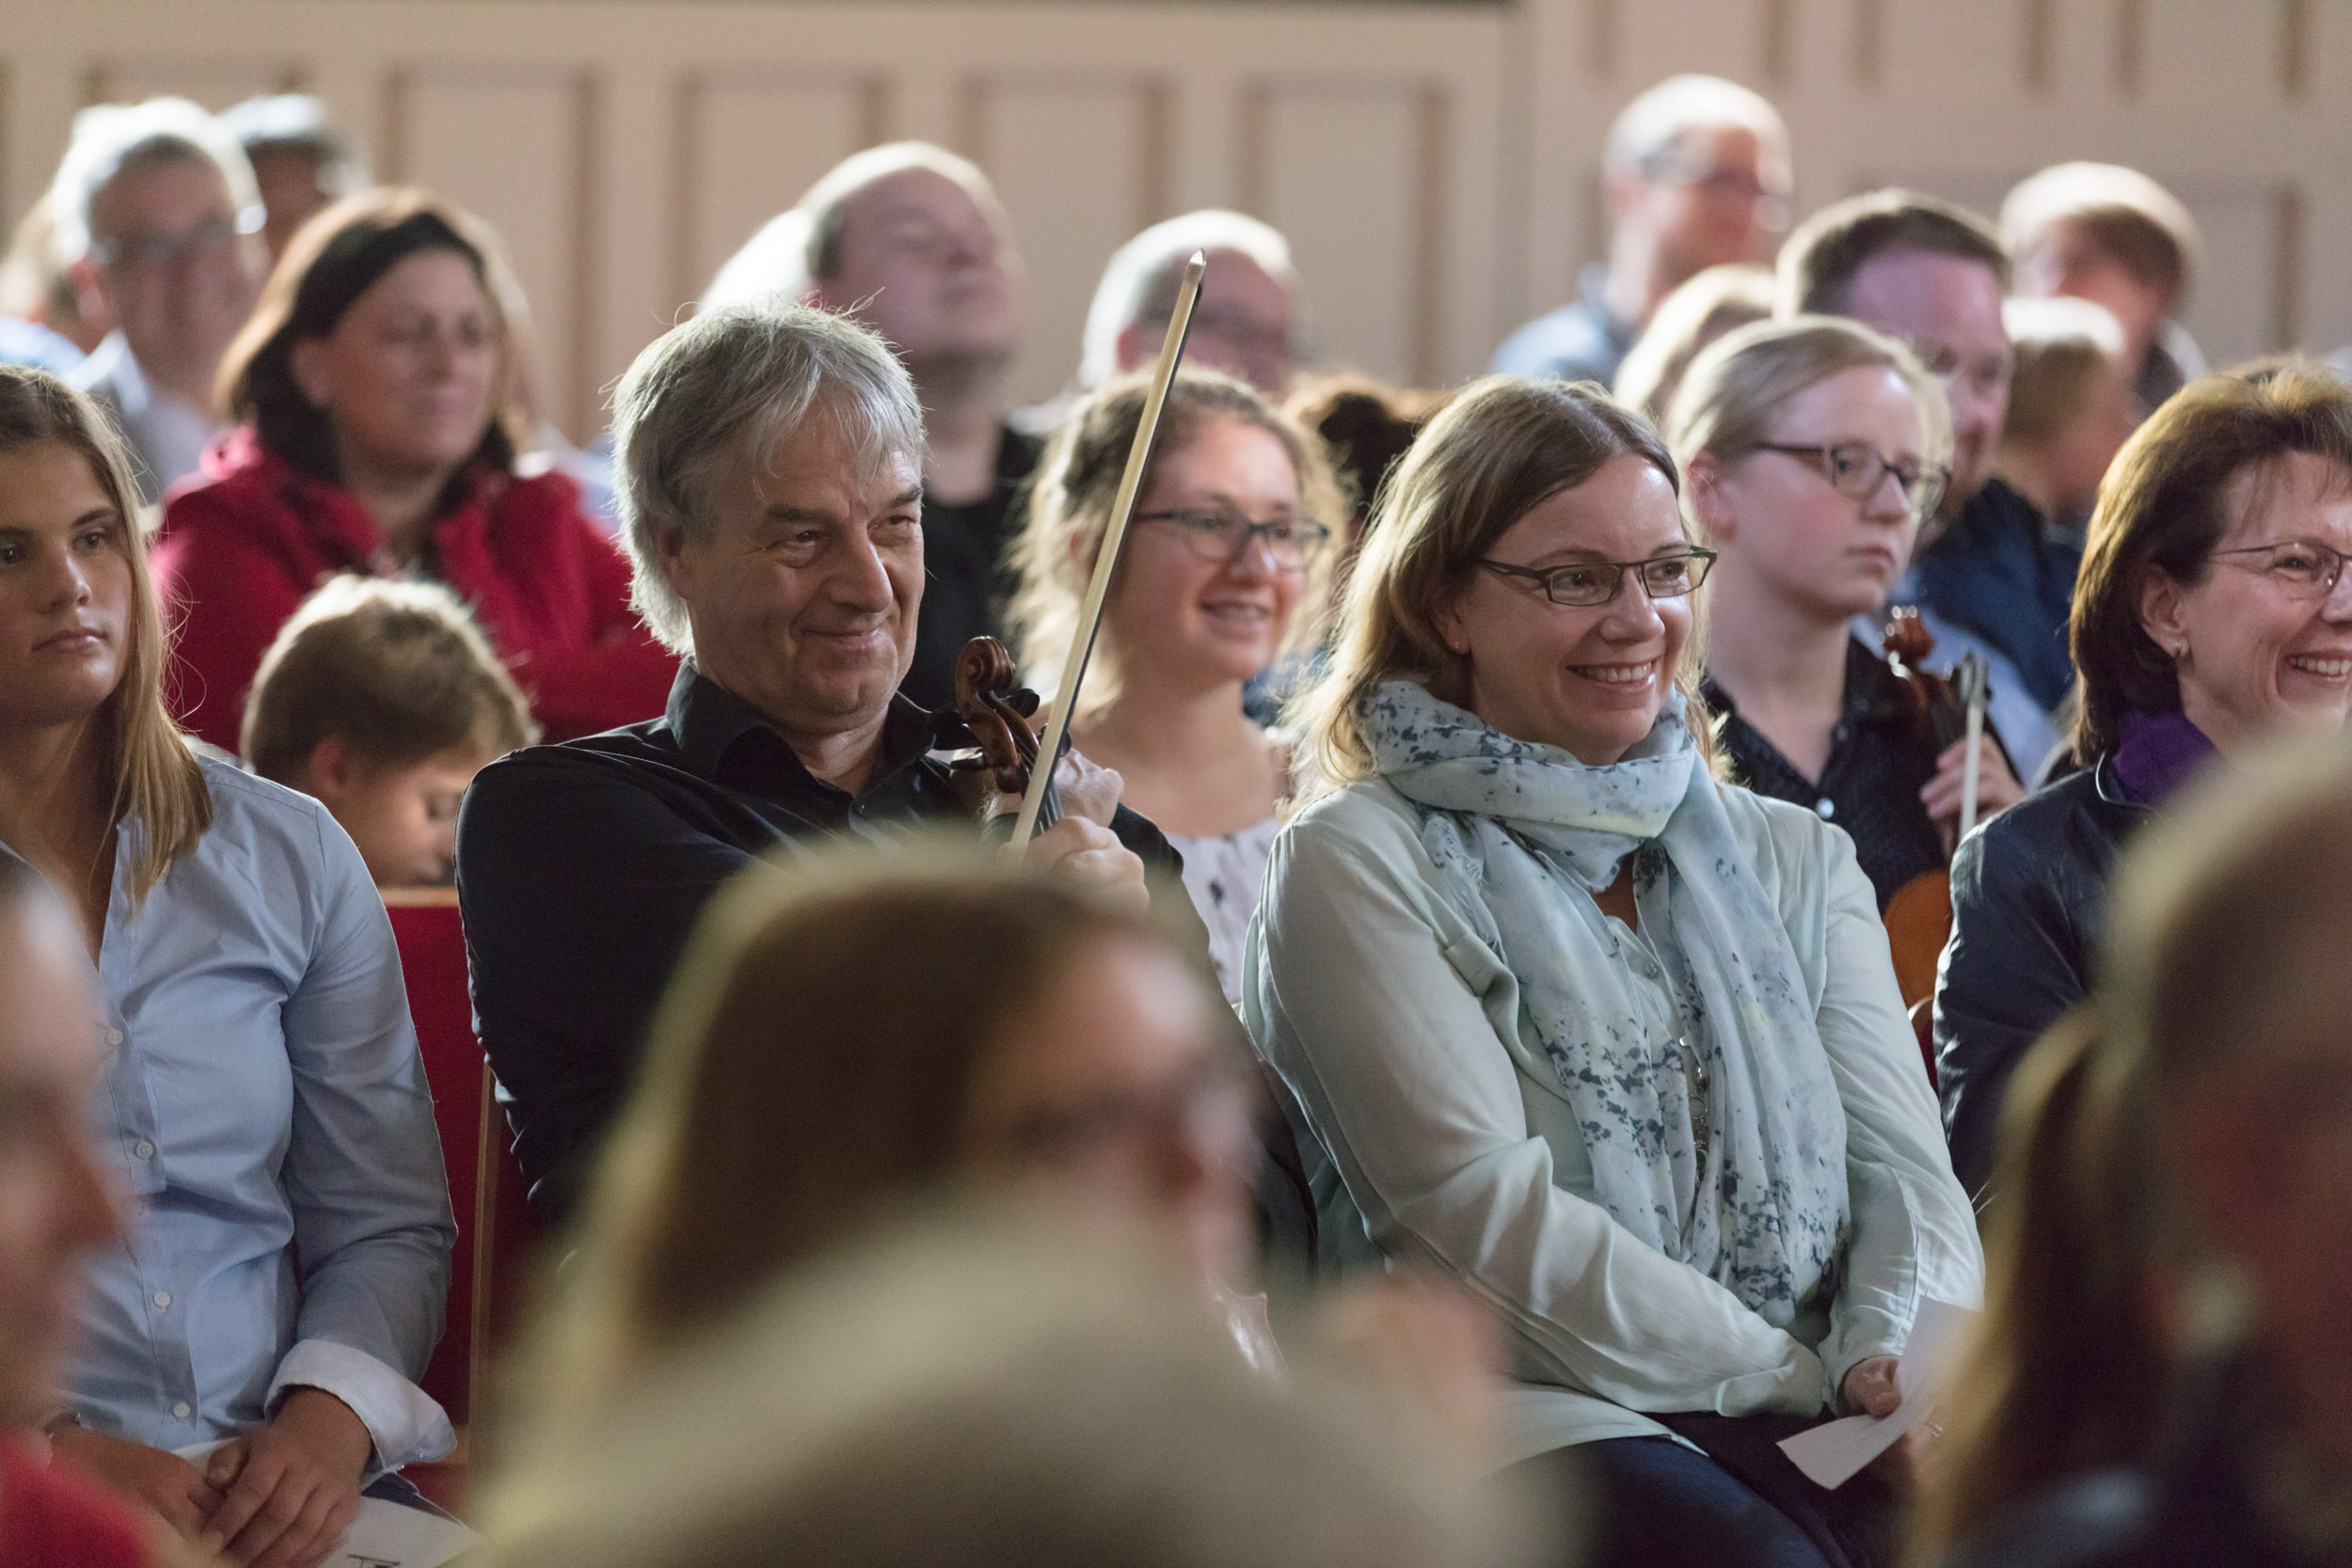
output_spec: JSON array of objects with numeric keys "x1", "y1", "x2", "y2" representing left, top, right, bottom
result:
[
  {"x1": 1933, "y1": 366, "x2": 2352, "y2": 1200},
  {"x1": 2001, "y1": 162, "x2": 2206, "y2": 420},
  {"x1": 241, "y1": 578, "x2": 538, "y2": 888},
  {"x1": 703, "y1": 143, "x2": 1033, "y2": 712},
  {"x1": 1009, "y1": 370, "x2": 1344, "y2": 1000},
  {"x1": 0, "y1": 854, "x2": 185, "y2": 1568},
  {"x1": 153, "y1": 187, "x2": 673, "y2": 752},
  {"x1": 1495, "y1": 75, "x2": 1789, "y2": 388},
  {"x1": 517, "y1": 848, "x2": 1501, "y2": 1448},
  {"x1": 1916, "y1": 741, "x2": 2352, "y2": 1568},
  {"x1": 1613, "y1": 261, "x2": 1774, "y2": 424},
  {"x1": 481, "y1": 1207, "x2": 1542, "y2": 1568},
  {"x1": 217, "y1": 96, "x2": 369, "y2": 265},
  {"x1": 52, "y1": 98, "x2": 266, "y2": 501},
  {"x1": 1251, "y1": 375, "x2": 1980, "y2": 1568},
  {"x1": 456, "y1": 299, "x2": 1189, "y2": 1227},
  {"x1": 1079, "y1": 210, "x2": 1304, "y2": 395},
  {"x1": 1994, "y1": 295, "x2": 2138, "y2": 541},
  {"x1": 1782, "y1": 189, "x2": 2073, "y2": 772}
]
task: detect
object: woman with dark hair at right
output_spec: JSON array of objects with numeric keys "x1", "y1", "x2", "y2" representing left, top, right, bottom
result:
[
  {"x1": 1932, "y1": 366, "x2": 2352, "y2": 1199},
  {"x1": 1915, "y1": 743, "x2": 2352, "y2": 1568},
  {"x1": 153, "y1": 187, "x2": 673, "y2": 752}
]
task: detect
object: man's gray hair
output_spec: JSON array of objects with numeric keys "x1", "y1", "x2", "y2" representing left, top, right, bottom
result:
[
  {"x1": 49, "y1": 97, "x2": 262, "y2": 265},
  {"x1": 613, "y1": 300, "x2": 926, "y2": 655},
  {"x1": 699, "y1": 141, "x2": 1003, "y2": 313},
  {"x1": 218, "y1": 94, "x2": 371, "y2": 197},
  {"x1": 1601, "y1": 74, "x2": 1789, "y2": 181},
  {"x1": 1079, "y1": 211, "x2": 1298, "y2": 388}
]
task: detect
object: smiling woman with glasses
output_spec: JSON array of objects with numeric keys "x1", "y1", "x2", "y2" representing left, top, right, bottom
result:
[
  {"x1": 1254, "y1": 374, "x2": 1980, "y2": 1568},
  {"x1": 1009, "y1": 369, "x2": 1344, "y2": 1002},
  {"x1": 1667, "y1": 315, "x2": 2021, "y2": 914},
  {"x1": 1933, "y1": 364, "x2": 2352, "y2": 1202}
]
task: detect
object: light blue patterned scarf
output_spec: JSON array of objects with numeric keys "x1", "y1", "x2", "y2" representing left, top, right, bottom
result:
[{"x1": 1364, "y1": 678, "x2": 1848, "y2": 1324}]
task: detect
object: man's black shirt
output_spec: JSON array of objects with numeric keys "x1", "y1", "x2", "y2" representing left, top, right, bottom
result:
[
  {"x1": 455, "y1": 661, "x2": 1190, "y2": 1223},
  {"x1": 1704, "y1": 639, "x2": 1950, "y2": 911},
  {"x1": 903, "y1": 423, "x2": 1043, "y2": 713}
]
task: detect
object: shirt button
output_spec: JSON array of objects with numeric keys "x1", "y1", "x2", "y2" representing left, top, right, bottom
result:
[
  {"x1": 1816, "y1": 798, "x2": 1836, "y2": 819},
  {"x1": 171, "y1": 1401, "x2": 191, "y2": 1420},
  {"x1": 134, "y1": 1140, "x2": 154, "y2": 1161},
  {"x1": 106, "y1": 1029, "x2": 125, "y2": 1046},
  {"x1": 151, "y1": 1291, "x2": 171, "y2": 1309}
]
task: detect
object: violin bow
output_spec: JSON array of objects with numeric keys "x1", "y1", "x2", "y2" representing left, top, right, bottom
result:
[
  {"x1": 1956, "y1": 653, "x2": 1989, "y2": 840},
  {"x1": 1008, "y1": 250, "x2": 1206, "y2": 846}
]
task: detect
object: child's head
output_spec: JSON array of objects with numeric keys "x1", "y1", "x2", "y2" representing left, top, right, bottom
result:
[{"x1": 242, "y1": 577, "x2": 538, "y2": 886}]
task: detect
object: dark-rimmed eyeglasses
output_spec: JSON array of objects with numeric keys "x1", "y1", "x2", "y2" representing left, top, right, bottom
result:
[
  {"x1": 87, "y1": 205, "x2": 264, "y2": 271},
  {"x1": 1754, "y1": 442, "x2": 1949, "y2": 522},
  {"x1": 1135, "y1": 508, "x2": 1332, "y2": 570},
  {"x1": 1476, "y1": 547, "x2": 1717, "y2": 608},
  {"x1": 2210, "y1": 538, "x2": 2352, "y2": 599}
]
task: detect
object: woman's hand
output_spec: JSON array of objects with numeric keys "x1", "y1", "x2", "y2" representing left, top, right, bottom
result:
[
  {"x1": 1011, "y1": 816, "x2": 1151, "y2": 915},
  {"x1": 1919, "y1": 734, "x2": 2024, "y2": 854},
  {"x1": 50, "y1": 1424, "x2": 222, "y2": 1539},
  {"x1": 195, "y1": 1387, "x2": 371, "y2": 1568},
  {"x1": 1311, "y1": 1275, "x2": 1506, "y2": 1464},
  {"x1": 1840, "y1": 1354, "x2": 1940, "y2": 1490}
]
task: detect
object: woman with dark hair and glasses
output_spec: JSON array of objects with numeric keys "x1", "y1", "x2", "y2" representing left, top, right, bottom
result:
[
  {"x1": 152, "y1": 187, "x2": 674, "y2": 753},
  {"x1": 1009, "y1": 369, "x2": 1345, "y2": 1001},
  {"x1": 1668, "y1": 317, "x2": 2023, "y2": 912},
  {"x1": 1254, "y1": 375, "x2": 1980, "y2": 1568},
  {"x1": 1934, "y1": 364, "x2": 2352, "y2": 1201}
]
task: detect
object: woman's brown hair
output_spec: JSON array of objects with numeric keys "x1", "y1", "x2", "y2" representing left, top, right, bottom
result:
[
  {"x1": 1294, "y1": 375, "x2": 1706, "y2": 792},
  {"x1": 216, "y1": 186, "x2": 525, "y2": 491},
  {"x1": 0, "y1": 367, "x2": 209, "y2": 907},
  {"x1": 2068, "y1": 364, "x2": 2352, "y2": 765}
]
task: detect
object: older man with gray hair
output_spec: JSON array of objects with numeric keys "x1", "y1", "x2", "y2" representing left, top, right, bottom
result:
[
  {"x1": 52, "y1": 97, "x2": 267, "y2": 500},
  {"x1": 1080, "y1": 211, "x2": 1303, "y2": 395},
  {"x1": 457, "y1": 299, "x2": 1180, "y2": 1226}
]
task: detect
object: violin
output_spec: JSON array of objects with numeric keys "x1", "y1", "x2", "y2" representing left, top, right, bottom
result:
[
  {"x1": 1879, "y1": 608, "x2": 1988, "y2": 1011},
  {"x1": 946, "y1": 635, "x2": 1061, "y2": 842}
]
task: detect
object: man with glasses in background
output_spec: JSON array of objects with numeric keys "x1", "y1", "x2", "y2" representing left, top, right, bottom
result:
[
  {"x1": 54, "y1": 98, "x2": 267, "y2": 502},
  {"x1": 1492, "y1": 73, "x2": 1792, "y2": 388},
  {"x1": 1777, "y1": 188, "x2": 2078, "y2": 779}
]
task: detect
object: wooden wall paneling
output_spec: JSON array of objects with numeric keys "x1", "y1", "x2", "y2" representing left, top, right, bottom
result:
[
  {"x1": 1616, "y1": 0, "x2": 1767, "y2": 88},
  {"x1": 686, "y1": 71, "x2": 884, "y2": 308},
  {"x1": 1253, "y1": 77, "x2": 1427, "y2": 385},
  {"x1": 1879, "y1": 0, "x2": 2027, "y2": 104},
  {"x1": 81, "y1": 56, "x2": 301, "y2": 114},
  {"x1": 972, "y1": 75, "x2": 1163, "y2": 404},
  {"x1": 2138, "y1": 0, "x2": 2280, "y2": 107}
]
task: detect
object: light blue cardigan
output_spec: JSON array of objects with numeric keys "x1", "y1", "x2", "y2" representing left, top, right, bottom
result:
[{"x1": 1244, "y1": 774, "x2": 1981, "y2": 1465}]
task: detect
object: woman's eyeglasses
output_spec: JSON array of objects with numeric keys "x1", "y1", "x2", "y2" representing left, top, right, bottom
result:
[
  {"x1": 1755, "y1": 441, "x2": 1948, "y2": 522},
  {"x1": 1136, "y1": 508, "x2": 1332, "y2": 570},
  {"x1": 1476, "y1": 548, "x2": 1717, "y2": 608},
  {"x1": 2210, "y1": 538, "x2": 2352, "y2": 599}
]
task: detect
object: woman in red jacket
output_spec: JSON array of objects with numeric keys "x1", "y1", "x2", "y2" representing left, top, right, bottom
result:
[{"x1": 154, "y1": 188, "x2": 674, "y2": 751}]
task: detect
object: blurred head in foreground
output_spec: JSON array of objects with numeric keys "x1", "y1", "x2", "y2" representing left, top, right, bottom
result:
[
  {"x1": 480, "y1": 1208, "x2": 1547, "y2": 1568},
  {"x1": 1916, "y1": 741, "x2": 2352, "y2": 1558},
  {"x1": 555, "y1": 847, "x2": 1261, "y2": 1378}
]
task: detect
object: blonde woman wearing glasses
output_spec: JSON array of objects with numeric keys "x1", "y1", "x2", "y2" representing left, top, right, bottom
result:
[
  {"x1": 1009, "y1": 369, "x2": 1343, "y2": 1002},
  {"x1": 1668, "y1": 317, "x2": 2023, "y2": 912}
]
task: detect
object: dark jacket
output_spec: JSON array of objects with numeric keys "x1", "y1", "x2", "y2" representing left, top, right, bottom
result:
[
  {"x1": 1913, "y1": 476, "x2": 2081, "y2": 715},
  {"x1": 1932, "y1": 755, "x2": 2149, "y2": 1197}
]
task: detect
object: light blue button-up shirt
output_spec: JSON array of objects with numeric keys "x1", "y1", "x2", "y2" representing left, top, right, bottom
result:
[{"x1": 68, "y1": 758, "x2": 456, "y2": 1467}]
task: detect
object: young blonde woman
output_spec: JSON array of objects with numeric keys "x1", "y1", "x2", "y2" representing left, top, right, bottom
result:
[
  {"x1": 0, "y1": 366, "x2": 453, "y2": 1567},
  {"x1": 1248, "y1": 375, "x2": 1979, "y2": 1568},
  {"x1": 1668, "y1": 316, "x2": 2022, "y2": 911},
  {"x1": 1009, "y1": 369, "x2": 1343, "y2": 1000}
]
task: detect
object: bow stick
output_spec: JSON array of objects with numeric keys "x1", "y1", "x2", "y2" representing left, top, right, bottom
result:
[{"x1": 1008, "y1": 250, "x2": 1206, "y2": 846}]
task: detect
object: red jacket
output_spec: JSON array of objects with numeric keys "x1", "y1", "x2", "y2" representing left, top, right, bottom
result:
[{"x1": 153, "y1": 429, "x2": 676, "y2": 752}]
